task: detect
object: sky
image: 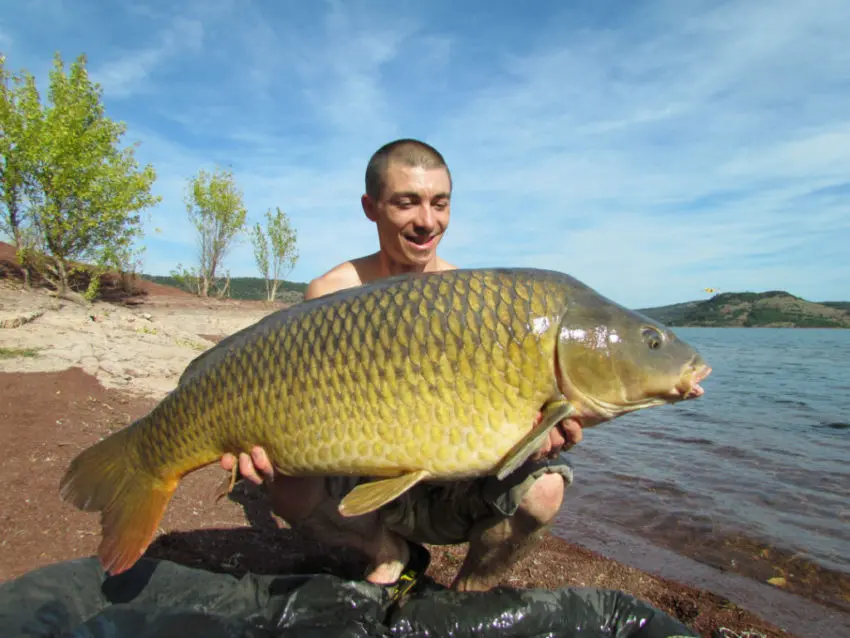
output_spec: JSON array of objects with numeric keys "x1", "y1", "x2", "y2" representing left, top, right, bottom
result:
[{"x1": 1, "y1": 0, "x2": 849, "y2": 308}]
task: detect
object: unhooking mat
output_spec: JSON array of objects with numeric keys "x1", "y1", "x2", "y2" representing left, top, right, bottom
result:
[{"x1": 0, "y1": 556, "x2": 699, "y2": 637}]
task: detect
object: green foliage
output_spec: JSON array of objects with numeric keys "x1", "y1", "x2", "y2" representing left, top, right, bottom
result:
[
  {"x1": 184, "y1": 166, "x2": 247, "y2": 297},
  {"x1": 252, "y1": 225, "x2": 268, "y2": 287},
  {"x1": 251, "y1": 206, "x2": 299, "y2": 301},
  {"x1": 0, "y1": 56, "x2": 24, "y2": 238},
  {"x1": 0, "y1": 55, "x2": 43, "y2": 286},
  {"x1": 168, "y1": 263, "x2": 202, "y2": 296},
  {"x1": 0, "y1": 52, "x2": 160, "y2": 302},
  {"x1": 111, "y1": 242, "x2": 147, "y2": 294},
  {"x1": 0, "y1": 346, "x2": 40, "y2": 359},
  {"x1": 636, "y1": 301, "x2": 698, "y2": 325},
  {"x1": 142, "y1": 274, "x2": 306, "y2": 302},
  {"x1": 822, "y1": 301, "x2": 850, "y2": 313}
]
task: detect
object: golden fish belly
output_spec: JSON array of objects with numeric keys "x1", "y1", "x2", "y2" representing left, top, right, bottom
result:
[{"x1": 138, "y1": 268, "x2": 571, "y2": 481}]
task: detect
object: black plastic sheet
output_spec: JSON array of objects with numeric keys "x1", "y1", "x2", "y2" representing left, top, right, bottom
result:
[{"x1": 0, "y1": 556, "x2": 698, "y2": 637}]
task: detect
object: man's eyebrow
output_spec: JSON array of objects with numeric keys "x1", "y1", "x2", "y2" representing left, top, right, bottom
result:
[{"x1": 390, "y1": 191, "x2": 450, "y2": 200}]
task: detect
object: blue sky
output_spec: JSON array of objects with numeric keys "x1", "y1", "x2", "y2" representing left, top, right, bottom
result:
[{"x1": 1, "y1": 0, "x2": 848, "y2": 308}]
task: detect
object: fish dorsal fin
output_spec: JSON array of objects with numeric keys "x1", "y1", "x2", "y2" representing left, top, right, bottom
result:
[
  {"x1": 338, "y1": 470, "x2": 432, "y2": 517},
  {"x1": 495, "y1": 400, "x2": 577, "y2": 481}
]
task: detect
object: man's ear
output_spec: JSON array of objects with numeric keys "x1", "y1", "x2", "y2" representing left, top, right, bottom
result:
[{"x1": 362, "y1": 193, "x2": 378, "y2": 222}]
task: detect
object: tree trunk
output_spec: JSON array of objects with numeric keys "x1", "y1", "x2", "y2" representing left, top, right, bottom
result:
[
  {"x1": 12, "y1": 229, "x2": 32, "y2": 289},
  {"x1": 56, "y1": 259, "x2": 68, "y2": 295},
  {"x1": 216, "y1": 273, "x2": 231, "y2": 299},
  {"x1": 40, "y1": 258, "x2": 89, "y2": 306}
]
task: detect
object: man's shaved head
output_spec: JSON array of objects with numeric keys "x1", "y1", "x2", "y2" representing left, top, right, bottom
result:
[{"x1": 365, "y1": 138, "x2": 452, "y2": 201}]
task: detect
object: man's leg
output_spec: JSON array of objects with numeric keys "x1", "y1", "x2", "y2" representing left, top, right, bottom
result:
[
  {"x1": 279, "y1": 475, "x2": 412, "y2": 585},
  {"x1": 229, "y1": 450, "x2": 412, "y2": 585},
  {"x1": 379, "y1": 456, "x2": 574, "y2": 592},
  {"x1": 451, "y1": 472, "x2": 565, "y2": 591},
  {"x1": 227, "y1": 448, "x2": 574, "y2": 592}
]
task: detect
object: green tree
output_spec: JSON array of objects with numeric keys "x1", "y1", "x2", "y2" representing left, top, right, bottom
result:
[
  {"x1": 8, "y1": 52, "x2": 160, "y2": 303},
  {"x1": 182, "y1": 166, "x2": 247, "y2": 297},
  {"x1": 0, "y1": 55, "x2": 42, "y2": 287},
  {"x1": 251, "y1": 206, "x2": 299, "y2": 301}
]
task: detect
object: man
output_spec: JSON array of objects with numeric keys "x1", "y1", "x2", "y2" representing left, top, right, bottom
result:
[{"x1": 220, "y1": 139, "x2": 583, "y2": 593}]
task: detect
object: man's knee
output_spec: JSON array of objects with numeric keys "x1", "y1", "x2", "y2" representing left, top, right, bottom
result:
[
  {"x1": 268, "y1": 475, "x2": 326, "y2": 522},
  {"x1": 517, "y1": 473, "x2": 565, "y2": 527}
]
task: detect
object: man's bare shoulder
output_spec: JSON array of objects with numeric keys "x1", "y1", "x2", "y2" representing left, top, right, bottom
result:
[
  {"x1": 304, "y1": 261, "x2": 364, "y2": 300},
  {"x1": 305, "y1": 254, "x2": 459, "y2": 301},
  {"x1": 436, "y1": 256, "x2": 458, "y2": 271}
]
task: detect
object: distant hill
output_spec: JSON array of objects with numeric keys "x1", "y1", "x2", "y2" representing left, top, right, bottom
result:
[
  {"x1": 141, "y1": 275, "x2": 307, "y2": 302},
  {"x1": 821, "y1": 301, "x2": 850, "y2": 312},
  {"x1": 638, "y1": 291, "x2": 850, "y2": 328},
  {"x1": 633, "y1": 300, "x2": 701, "y2": 325}
]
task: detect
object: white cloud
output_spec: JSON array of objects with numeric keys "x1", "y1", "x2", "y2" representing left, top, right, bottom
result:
[
  {"x1": 421, "y1": 0, "x2": 850, "y2": 305},
  {"x1": 90, "y1": 18, "x2": 204, "y2": 98}
]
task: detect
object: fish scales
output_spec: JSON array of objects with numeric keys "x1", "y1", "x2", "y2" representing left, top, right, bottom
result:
[{"x1": 129, "y1": 269, "x2": 565, "y2": 482}]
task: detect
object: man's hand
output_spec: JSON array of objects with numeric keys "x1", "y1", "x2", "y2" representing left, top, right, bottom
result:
[
  {"x1": 530, "y1": 416, "x2": 583, "y2": 461},
  {"x1": 221, "y1": 447, "x2": 325, "y2": 522},
  {"x1": 220, "y1": 447, "x2": 275, "y2": 486}
]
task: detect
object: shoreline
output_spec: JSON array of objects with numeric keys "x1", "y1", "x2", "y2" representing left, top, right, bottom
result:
[
  {"x1": 2, "y1": 366, "x2": 846, "y2": 637},
  {"x1": 551, "y1": 515, "x2": 850, "y2": 638}
]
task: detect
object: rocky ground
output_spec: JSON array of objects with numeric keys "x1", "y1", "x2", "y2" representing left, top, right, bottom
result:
[{"x1": 0, "y1": 244, "x2": 813, "y2": 637}]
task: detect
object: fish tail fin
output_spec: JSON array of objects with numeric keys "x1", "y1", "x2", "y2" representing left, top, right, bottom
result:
[{"x1": 59, "y1": 426, "x2": 178, "y2": 575}]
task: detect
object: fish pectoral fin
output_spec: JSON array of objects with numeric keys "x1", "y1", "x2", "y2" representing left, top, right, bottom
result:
[
  {"x1": 495, "y1": 400, "x2": 578, "y2": 481},
  {"x1": 338, "y1": 470, "x2": 432, "y2": 518}
]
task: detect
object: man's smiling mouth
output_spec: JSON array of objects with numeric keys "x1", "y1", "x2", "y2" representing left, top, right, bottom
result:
[{"x1": 404, "y1": 234, "x2": 436, "y2": 247}]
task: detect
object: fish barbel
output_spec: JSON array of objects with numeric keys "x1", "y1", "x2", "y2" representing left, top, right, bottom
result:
[{"x1": 59, "y1": 267, "x2": 711, "y2": 575}]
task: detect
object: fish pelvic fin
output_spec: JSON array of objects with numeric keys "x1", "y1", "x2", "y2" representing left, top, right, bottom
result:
[
  {"x1": 495, "y1": 400, "x2": 578, "y2": 481},
  {"x1": 338, "y1": 470, "x2": 431, "y2": 518},
  {"x1": 59, "y1": 427, "x2": 178, "y2": 576}
]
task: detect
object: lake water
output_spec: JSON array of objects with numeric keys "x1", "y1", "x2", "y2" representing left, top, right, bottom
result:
[{"x1": 551, "y1": 327, "x2": 850, "y2": 633}]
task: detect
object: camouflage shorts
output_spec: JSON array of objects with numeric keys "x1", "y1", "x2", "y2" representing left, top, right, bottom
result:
[{"x1": 325, "y1": 455, "x2": 574, "y2": 546}]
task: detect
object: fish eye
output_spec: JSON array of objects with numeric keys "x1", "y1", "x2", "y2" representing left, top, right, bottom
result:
[{"x1": 641, "y1": 326, "x2": 663, "y2": 350}]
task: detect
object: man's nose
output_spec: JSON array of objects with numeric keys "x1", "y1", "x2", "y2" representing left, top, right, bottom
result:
[{"x1": 413, "y1": 204, "x2": 437, "y2": 231}]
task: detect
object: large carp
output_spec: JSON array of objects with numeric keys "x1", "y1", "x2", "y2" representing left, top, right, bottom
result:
[{"x1": 59, "y1": 267, "x2": 711, "y2": 575}]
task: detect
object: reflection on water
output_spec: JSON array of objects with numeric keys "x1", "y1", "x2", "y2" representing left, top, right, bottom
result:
[{"x1": 554, "y1": 327, "x2": 850, "y2": 612}]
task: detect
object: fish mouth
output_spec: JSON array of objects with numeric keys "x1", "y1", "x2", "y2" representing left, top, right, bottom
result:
[
  {"x1": 670, "y1": 359, "x2": 712, "y2": 400},
  {"x1": 553, "y1": 351, "x2": 712, "y2": 426}
]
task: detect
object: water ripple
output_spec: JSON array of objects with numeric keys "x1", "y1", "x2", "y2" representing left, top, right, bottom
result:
[{"x1": 565, "y1": 327, "x2": 850, "y2": 579}]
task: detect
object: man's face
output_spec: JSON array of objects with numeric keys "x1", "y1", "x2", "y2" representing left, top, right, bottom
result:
[{"x1": 363, "y1": 161, "x2": 451, "y2": 268}]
